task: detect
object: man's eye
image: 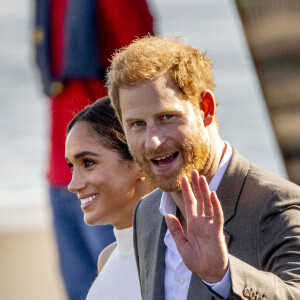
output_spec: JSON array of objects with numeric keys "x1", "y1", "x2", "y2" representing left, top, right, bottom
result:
[
  {"x1": 133, "y1": 121, "x2": 144, "y2": 127},
  {"x1": 84, "y1": 160, "x2": 94, "y2": 167},
  {"x1": 163, "y1": 114, "x2": 173, "y2": 120}
]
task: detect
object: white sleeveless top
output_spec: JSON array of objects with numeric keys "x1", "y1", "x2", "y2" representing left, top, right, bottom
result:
[{"x1": 86, "y1": 226, "x2": 142, "y2": 300}]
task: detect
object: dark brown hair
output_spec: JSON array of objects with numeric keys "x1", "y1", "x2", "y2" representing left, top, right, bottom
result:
[{"x1": 66, "y1": 96, "x2": 133, "y2": 161}]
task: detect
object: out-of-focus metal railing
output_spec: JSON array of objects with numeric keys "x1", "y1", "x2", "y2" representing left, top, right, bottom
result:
[{"x1": 235, "y1": 0, "x2": 300, "y2": 185}]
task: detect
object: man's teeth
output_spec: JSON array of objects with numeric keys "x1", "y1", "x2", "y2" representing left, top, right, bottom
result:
[
  {"x1": 81, "y1": 195, "x2": 96, "y2": 205},
  {"x1": 155, "y1": 154, "x2": 173, "y2": 161}
]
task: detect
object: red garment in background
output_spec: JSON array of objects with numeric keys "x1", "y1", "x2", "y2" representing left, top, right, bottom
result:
[
  {"x1": 47, "y1": 0, "x2": 154, "y2": 185},
  {"x1": 48, "y1": 80, "x2": 107, "y2": 186}
]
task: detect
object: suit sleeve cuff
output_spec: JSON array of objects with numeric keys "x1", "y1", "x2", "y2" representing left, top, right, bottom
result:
[{"x1": 202, "y1": 268, "x2": 231, "y2": 298}]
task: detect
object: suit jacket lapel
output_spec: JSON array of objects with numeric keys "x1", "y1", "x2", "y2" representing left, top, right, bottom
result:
[
  {"x1": 217, "y1": 147, "x2": 250, "y2": 248},
  {"x1": 140, "y1": 189, "x2": 167, "y2": 300},
  {"x1": 217, "y1": 146, "x2": 250, "y2": 225},
  {"x1": 151, "y1": 215, "x2": 167, "y2": 300},
  {"x1": 187, "y1": 274, "x2": 216, "y2": 299}
]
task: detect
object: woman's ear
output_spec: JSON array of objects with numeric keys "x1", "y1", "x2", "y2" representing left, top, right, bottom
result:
[
  {"x1": 136, "y1": 168, "x2": 155, "y2": 195},
  {"x1": 200, "y1": 89, "x2": 216, "y2": 126},
  {"x1": 137, "y1": 168, "x2": 147, "y2": 182}
]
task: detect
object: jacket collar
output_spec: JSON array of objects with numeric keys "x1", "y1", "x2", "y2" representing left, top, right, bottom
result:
[{"x1": 217, "y1": 146, "x2": 250, "y2": 225}]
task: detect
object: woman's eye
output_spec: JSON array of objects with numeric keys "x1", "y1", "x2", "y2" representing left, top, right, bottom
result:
[
  {"x1": 67, "y1": 162, "x2": 74, "y2": 172},
  {"x1": 84, "y1": 159, "x2": 94, "y2": 168}
]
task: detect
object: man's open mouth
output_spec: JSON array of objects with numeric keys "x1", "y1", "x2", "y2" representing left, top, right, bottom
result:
[{"x1": 151, "y1": 152, "x2": 179, "y2": 166}]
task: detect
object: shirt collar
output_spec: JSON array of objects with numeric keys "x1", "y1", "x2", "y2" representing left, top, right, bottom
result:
[{"x1": 159, "y1": 142, "x2": 232, "y2": 216}]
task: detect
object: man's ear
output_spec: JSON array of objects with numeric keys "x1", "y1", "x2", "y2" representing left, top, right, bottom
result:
[{"x1": 200, "y1": 89, "x2": 216, "y2": 126}]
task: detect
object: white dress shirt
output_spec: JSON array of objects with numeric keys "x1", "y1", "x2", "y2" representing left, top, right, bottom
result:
[{"x1": 159, "y1": 142, "x2": 232, "y2": 300}]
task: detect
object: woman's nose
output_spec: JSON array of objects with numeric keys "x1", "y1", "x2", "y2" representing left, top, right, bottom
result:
[{"x1": 68, "y1": 170, "x2": 86, "y2": 194}]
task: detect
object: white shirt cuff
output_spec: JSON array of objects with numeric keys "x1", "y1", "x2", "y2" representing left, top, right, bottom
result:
[{"x1": 202, "y1": 268, "x2": 231, "y2": 298}]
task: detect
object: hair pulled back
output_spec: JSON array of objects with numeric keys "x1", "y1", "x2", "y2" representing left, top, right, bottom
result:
[{"x1": 67, "y1": 96, "x2": 133, "y2": 162}]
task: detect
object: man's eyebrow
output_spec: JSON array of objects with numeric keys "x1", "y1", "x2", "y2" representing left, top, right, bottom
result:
[
  {"x1": 74, "y1": 151, "x2": 101, "y2": 160},
  {"x1": 124, "y1": 117, "x2": 137, "y2": 123}
]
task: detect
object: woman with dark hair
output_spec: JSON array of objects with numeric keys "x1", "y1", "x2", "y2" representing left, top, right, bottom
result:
[{"x1": 65, "y1": 96, "x2": 154, "y2": 299}]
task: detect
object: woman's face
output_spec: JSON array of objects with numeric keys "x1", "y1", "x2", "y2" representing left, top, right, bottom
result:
[{"x1": 65, "y1": 121, "x2": 140, "y2": 229}]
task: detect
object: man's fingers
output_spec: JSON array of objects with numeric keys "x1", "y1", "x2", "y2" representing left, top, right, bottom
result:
[
  {"x1": 199, "y1": 176, "x2": 213, "y2": 218},
  {"x1": 165, "y1": 214, "x2": 188, "y2": 250},
  {"x1": 181, "y1": 176, "x2": 197, "y2": 216},
  {"x1": 191, "y1": 170, "x2": 204, "y2": 215},
  {"x1": 211, "y1": 191, "x2": 224, "y2": 227}
]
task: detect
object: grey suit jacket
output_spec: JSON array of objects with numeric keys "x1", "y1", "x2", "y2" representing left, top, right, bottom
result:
[{"x1": 133, "y1": 147, "x2": 300, "y2": 299}]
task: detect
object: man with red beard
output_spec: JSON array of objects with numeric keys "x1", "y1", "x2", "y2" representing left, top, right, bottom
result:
[{"x1": 106, "y1": 36, "x2": 300, "y2": 299}]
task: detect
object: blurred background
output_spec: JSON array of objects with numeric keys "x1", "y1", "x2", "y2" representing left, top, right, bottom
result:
[{"x1": 1, "y1": 0, "x2": 297, "y2": 299}]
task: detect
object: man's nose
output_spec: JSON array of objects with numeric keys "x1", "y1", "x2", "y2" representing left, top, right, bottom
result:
[
  {"x1": 68, "y1": 170, "x2": 86, "y2": 194},
  {"x1": 145, "y1": 126, "x2": 164, "y2": 150}
]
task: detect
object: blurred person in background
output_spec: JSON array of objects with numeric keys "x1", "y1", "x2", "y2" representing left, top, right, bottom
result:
[
  {"x1": 65, "y1": 96, "x2": 155, "y2": 299},
  {"x1": 33, "y1": 1, "x2": 154, "y2": 299}
]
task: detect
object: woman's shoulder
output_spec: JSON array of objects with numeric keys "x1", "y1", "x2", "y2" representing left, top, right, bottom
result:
[{"x1": 97, "y1": 241, "x2": 117, "y2": 273}]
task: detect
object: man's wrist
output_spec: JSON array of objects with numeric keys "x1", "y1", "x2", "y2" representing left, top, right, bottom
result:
[
  {"x1": 202, "y1": 267, "x2": 231, "y2": 298},
  {"x1": 200, "y1": 261, "x2": 229, "y2": 284}
]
